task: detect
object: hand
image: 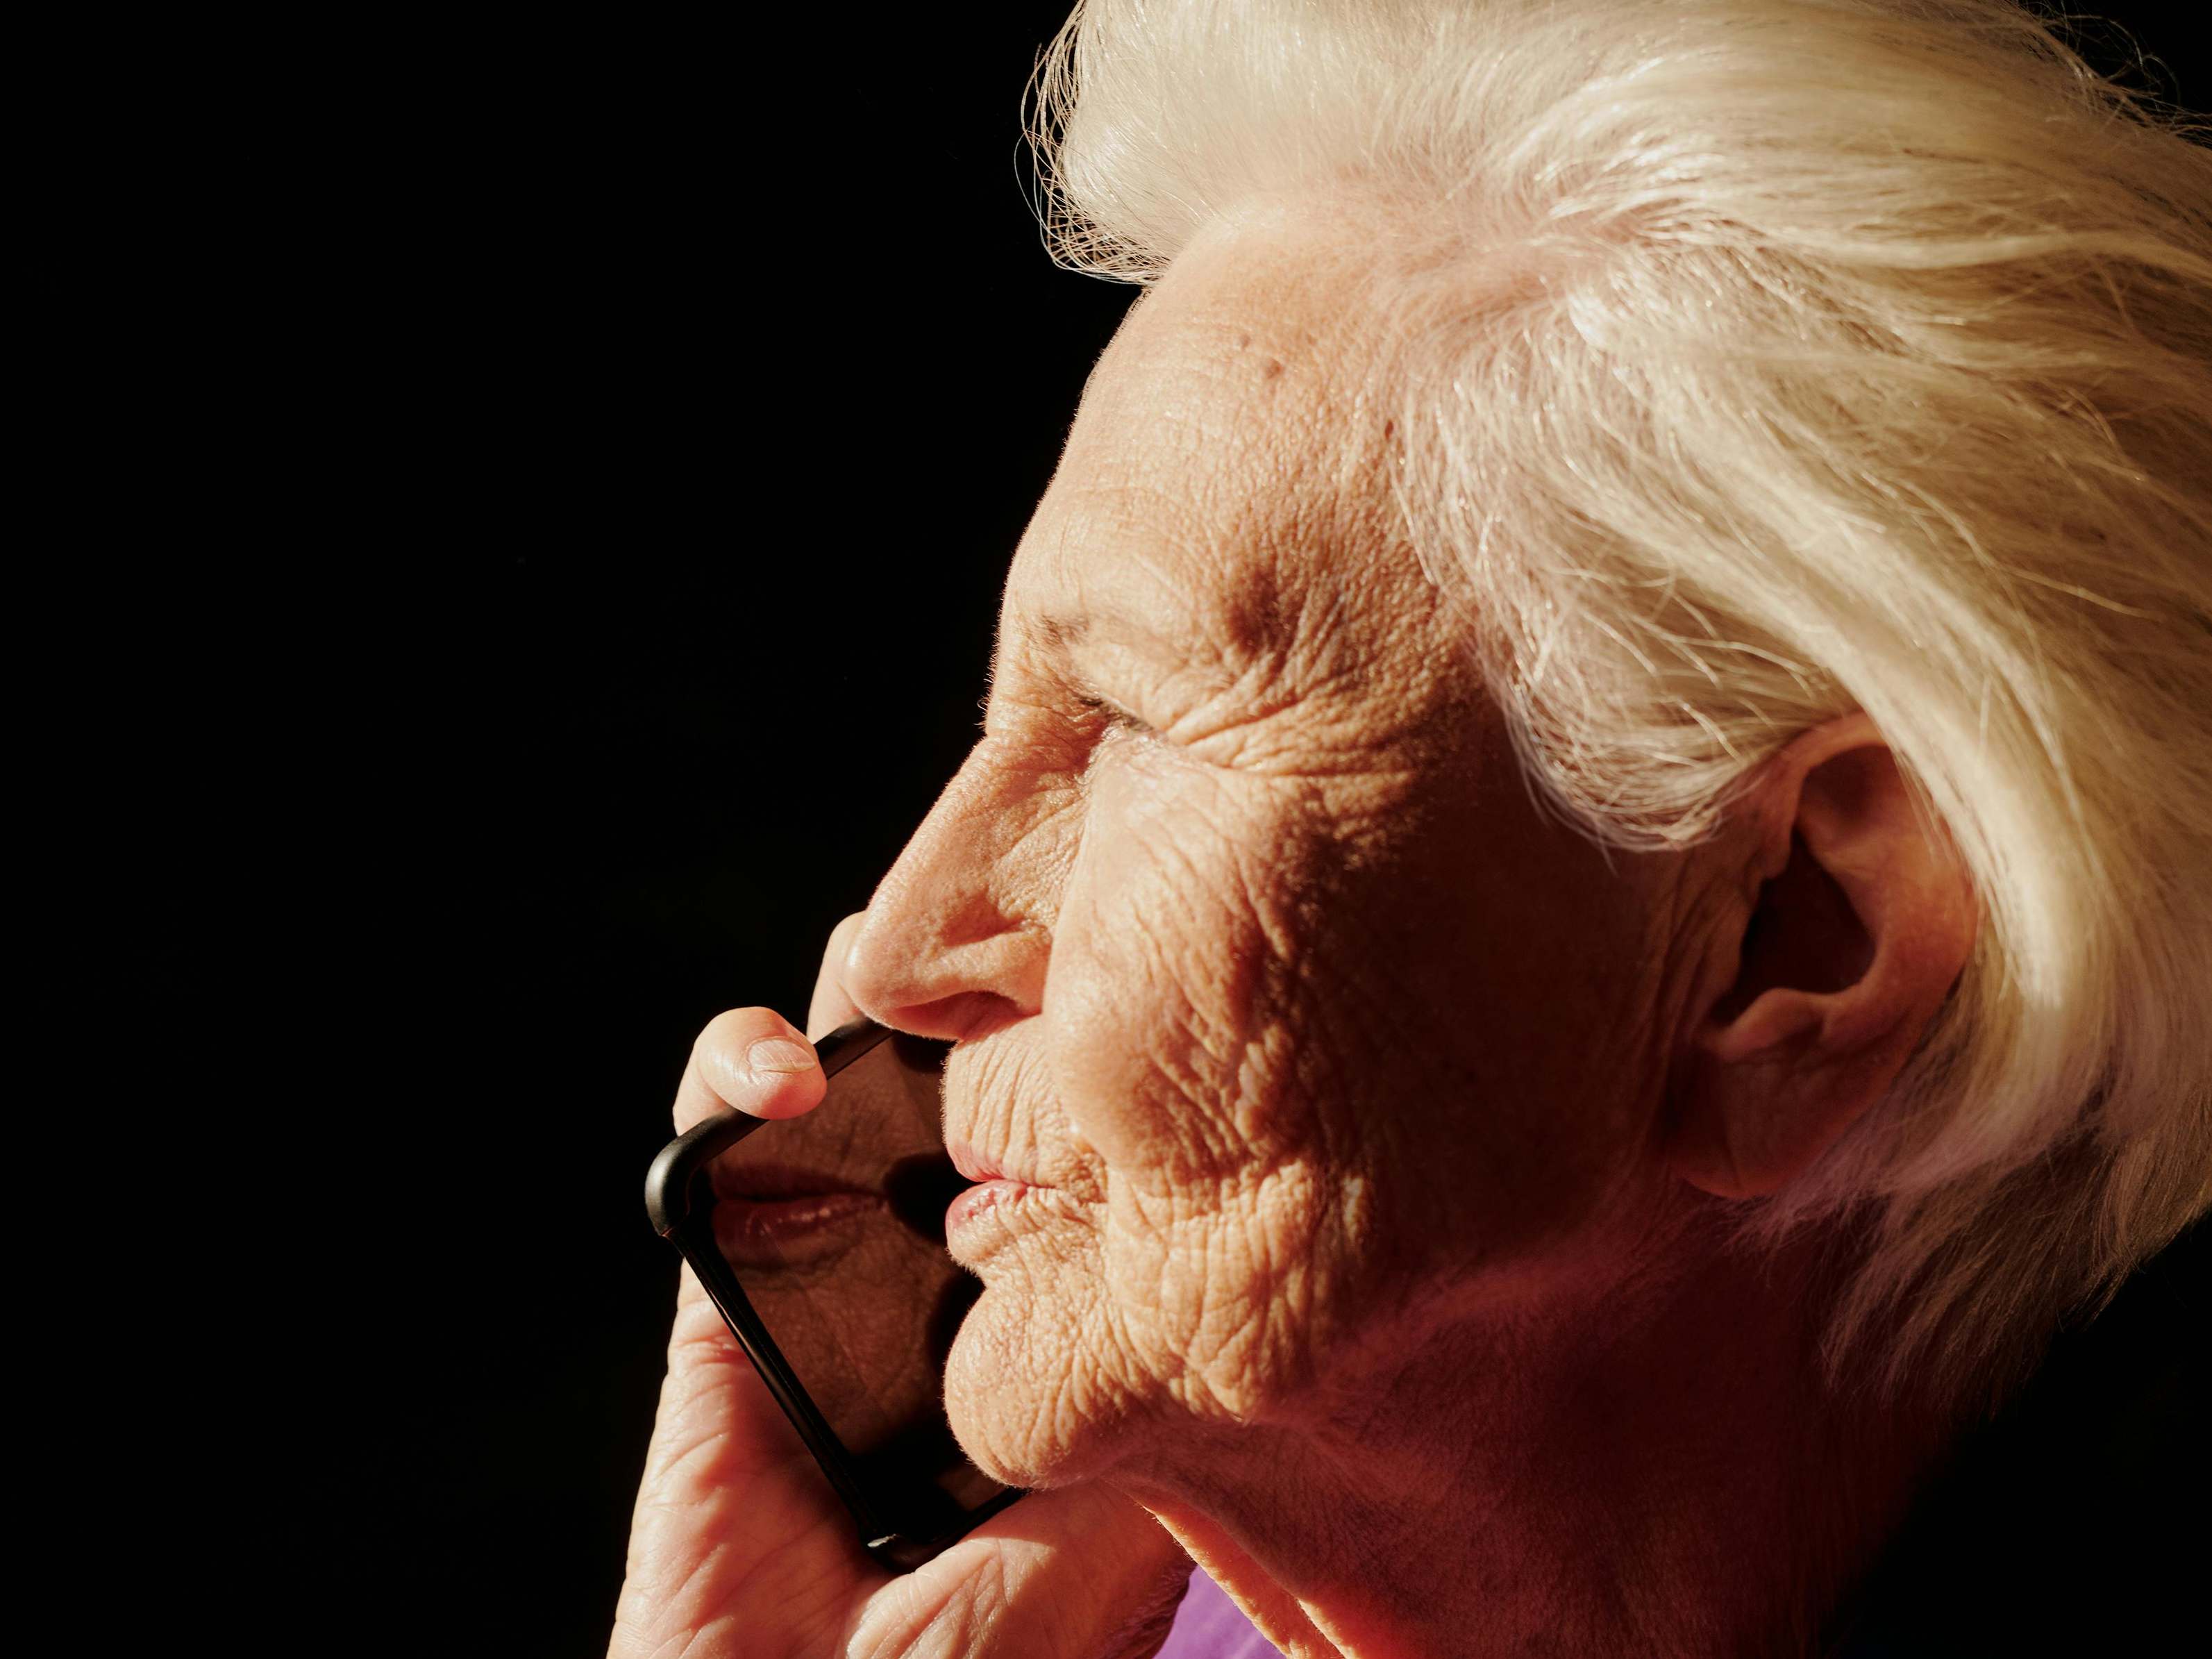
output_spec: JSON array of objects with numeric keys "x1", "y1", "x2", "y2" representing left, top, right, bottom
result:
[{"x1": 611, "y1": 912, "x2": 1195, "y2": 1659}]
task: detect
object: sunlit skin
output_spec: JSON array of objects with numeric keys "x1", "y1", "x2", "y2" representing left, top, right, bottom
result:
[
  {"x1": 862, "y1": 228, "x2": 1680, "y2": 1494},
  {"x1": 614, "y1": 206, "x2": 1977, "y2": 1659}
]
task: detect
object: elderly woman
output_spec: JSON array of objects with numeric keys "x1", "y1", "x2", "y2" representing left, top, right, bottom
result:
[{"x1": 612, "y1": 1, "x2": 2211, "y2": 1653}]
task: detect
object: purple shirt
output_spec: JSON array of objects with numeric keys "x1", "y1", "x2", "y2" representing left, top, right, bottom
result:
[{"x1": 1156, "y1": 1565, "x2": 1287, "y2": 1659}]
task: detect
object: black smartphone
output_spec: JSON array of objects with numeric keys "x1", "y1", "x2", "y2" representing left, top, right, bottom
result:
[{"x1": 644, "y1": 1015, "x2": 1019, "y2": 1570}]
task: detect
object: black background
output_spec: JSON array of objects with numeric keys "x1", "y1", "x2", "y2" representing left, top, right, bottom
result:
[
  {"x1": 265, "y1": 7, "x2": 2210, "y2": 1654},
  {"x1": 328, "y1": 12, "x2": 1133, "y2": 1654}
]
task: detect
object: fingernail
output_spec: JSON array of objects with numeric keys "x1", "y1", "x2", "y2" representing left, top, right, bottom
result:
[{"x1": 748, "y1": 1037, "x2": 815, "y2": 1074}]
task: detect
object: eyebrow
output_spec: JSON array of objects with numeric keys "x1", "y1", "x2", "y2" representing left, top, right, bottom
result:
[
  {"x1": 1030, "y1": 608, "x2": 1182, "y2": 661},
  {"x1": 1026, "y1": 606, "x2": 1237, "y2": 690},
  {"x1": 1033, "y1": 612, "x2": 1092, "y2": 653}
]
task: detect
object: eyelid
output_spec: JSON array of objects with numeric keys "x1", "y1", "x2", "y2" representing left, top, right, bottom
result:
[{"x1": 1069, "y1": 686, "x2": 1150, "y2": 735}]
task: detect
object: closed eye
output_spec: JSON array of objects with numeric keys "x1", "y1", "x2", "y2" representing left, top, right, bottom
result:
[{"x1": 1071, "y1": 687, "x2": 1152, "y2": 737}]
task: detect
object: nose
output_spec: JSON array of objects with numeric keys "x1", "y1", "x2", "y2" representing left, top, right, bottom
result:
[{"x1": 840, "y1": 737, "x2": 1057, "y2": 1042}]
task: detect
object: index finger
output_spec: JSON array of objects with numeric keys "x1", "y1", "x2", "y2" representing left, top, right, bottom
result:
[{"x1": 805, "y1": 910, "x2": 869, "y2": 1040}]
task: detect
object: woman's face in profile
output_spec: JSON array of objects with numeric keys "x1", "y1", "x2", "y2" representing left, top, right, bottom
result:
[{"x1": 846, "y1": 218, "x2": 1684, "y2": 1492}]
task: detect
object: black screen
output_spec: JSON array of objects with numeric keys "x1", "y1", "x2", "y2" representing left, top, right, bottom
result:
[{"x1": 700, "y1": 1029, "x2": 1007, "y2": 1530}]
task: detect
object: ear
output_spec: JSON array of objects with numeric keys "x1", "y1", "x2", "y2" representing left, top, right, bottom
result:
[{"x1": 1665, "y1": 714, "x2": 1977, "y2": 1199}]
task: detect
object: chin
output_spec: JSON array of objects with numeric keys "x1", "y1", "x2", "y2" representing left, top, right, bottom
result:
[{"x1": 943, "y1": 1272, "x2": 1159, "y2": 1492}]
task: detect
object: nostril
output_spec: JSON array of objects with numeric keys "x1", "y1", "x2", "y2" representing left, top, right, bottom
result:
[{"x1": 841, "y1": 882, "x2": 1050, "y2": 1037}]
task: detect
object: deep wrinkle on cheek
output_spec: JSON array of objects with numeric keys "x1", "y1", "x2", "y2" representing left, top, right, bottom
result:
[{"x1": 1078, "y1": 824, "x2": 1312, "y2": 1194}]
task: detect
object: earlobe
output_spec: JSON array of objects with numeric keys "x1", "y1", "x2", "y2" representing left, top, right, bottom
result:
[{"x1": 1666, "y1": 717, "x2": 1977, "y2": 1200}]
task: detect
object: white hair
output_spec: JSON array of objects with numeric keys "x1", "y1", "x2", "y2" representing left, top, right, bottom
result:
[{"x1": 1027, "y1": 0, "x2": 2212, "y2": 1403}]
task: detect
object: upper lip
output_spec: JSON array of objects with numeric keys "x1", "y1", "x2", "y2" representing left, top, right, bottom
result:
[{"x1": 944, "y1": 1142, "x2": 1040, "y2": 1186}]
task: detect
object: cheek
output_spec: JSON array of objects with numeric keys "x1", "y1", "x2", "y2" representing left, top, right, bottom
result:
[
  {"x1": 1099, "y1": 1159, "x2": 1342, "y2": 1424},
  {"x1": 1032, "y1": 763, "x2": 1394, "y2": 1417},
  {"x1": 942, "y1": 1112, "x2": 1345, "y2": 1478},
  {"x1": 1047, "y1": 762, "x2": 1340, "y2": 1187}
]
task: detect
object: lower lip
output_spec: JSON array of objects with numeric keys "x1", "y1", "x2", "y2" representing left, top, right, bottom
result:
[{"x1": 944, "y1": 1178, "x2": 1039, "y2": 1239}]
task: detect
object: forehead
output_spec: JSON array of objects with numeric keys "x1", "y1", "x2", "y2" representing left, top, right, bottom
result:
[{"x1": 1009, "y1": 216, "x2": 1410, "y2": 638}]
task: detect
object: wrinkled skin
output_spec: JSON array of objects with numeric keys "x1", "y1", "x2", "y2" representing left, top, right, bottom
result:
[{"x1": 843, "y1": 213, "x2": 1675, "y2": 1498}]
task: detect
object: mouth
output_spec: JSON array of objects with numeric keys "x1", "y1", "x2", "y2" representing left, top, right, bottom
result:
[
  {"x1": 944, "y1": 1142, "x2": 1022, "y2": 1186},
  {"x1": 941, "y1": 1141, "x2": 1053, "y2": 1247},
  {"x1": 943, "y1": 1176, "x2": 1042, "y2": 1242}
]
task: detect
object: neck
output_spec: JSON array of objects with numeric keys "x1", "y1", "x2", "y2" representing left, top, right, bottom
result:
[{"x1": 1118, "y1": 1224, "x2": 1951, "y2": 1658}]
